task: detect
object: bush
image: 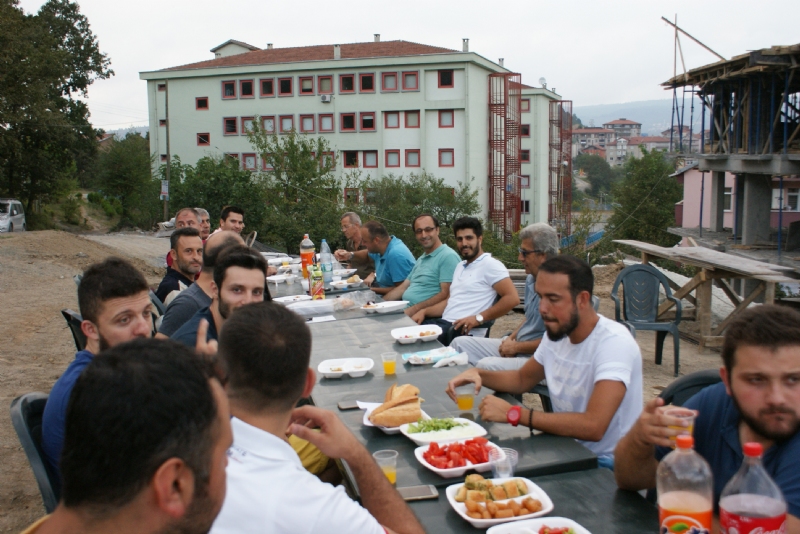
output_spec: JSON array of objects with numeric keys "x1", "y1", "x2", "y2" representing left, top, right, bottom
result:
[
  {"x1": 61, "y1": 197, "x2": 82, "y2": 225},
  {"x1": 100, "y1": 199, "x2": 116, "y2": 217},
  {"x1": 26, "y1": 209, "x2": 56, "y2": 230},
  {"x1": 87, "y1": 192, "x2": 102, "y2": 204}
]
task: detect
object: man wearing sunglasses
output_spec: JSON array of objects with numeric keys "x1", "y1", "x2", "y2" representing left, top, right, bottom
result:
[{"x1": 451, "y1": 223, "x2": 557, "y2": 370}]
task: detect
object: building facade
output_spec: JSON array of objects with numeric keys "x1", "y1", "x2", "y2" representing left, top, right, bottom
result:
[
  {"x1": 571, "y1": 127, "x2": 615, "y2": 158},
  {"x1": 602, "y1": 118, "x2": 641, "y2": 138}
]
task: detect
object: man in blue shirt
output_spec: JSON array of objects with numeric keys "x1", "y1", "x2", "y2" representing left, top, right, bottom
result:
[
  {"x1": 41, "y1": 258, "x2": 153, "y2": 480},
  {"x1": 615, "y1": 305, "x2": 800, "y2": 529},
  {"x1": 351, "y1": 220, "x2": 415, "y2": 296}
]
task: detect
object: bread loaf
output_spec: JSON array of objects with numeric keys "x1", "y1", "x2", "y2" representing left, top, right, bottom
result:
[{"x1": 368, "y1": 396, "x2": 421, "y2": 427}]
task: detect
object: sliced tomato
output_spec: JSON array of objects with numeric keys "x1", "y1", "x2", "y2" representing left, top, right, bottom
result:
[{"x1": 468, "y1": 437, "x2": 489, "y2": 445}]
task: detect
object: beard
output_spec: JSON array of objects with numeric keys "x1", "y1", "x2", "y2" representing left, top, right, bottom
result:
[
  {"x1": 98, "y1": 332, "x2": 111, "y2": 352},
  {"x1": 218, "y1": 296, "x2": 232, "y2": 320},
  {"x1": 460, "y1": 245, "x2": 480, "y2": 261},
  {"x1": 544, "y1": 309, "x2": 580, "y2": 342},
  {"x1": 177, "y1": 257, "x2": 202, "y2": 277},
  {"x1": 730, "y1": 385, "x2": 800, "y2": 443}
]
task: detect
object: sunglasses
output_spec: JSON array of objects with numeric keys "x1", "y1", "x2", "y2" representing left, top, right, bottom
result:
[{"x1": 518, "y1": 247, "x2": 544, "y2": 257}]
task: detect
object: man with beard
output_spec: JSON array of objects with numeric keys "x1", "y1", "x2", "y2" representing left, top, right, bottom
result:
[
  {"x1": 42, "y1": 258, "x2": 153, "y2": 480},
  {"x1": 23, "y1": 339, "x2": 232, "y2": 534},
  {"x1": 165, "y1": 207, "x2": 202, "y2": 270},
  {"x1": 156, "y1": 227, "x2": 203, "y2": 305},
  {"x1": 446, "y1": 255, "x2": 642, "y2": 468},
  {"x1": 615, "y1": 305, "x2": 800, "y2": 527}
]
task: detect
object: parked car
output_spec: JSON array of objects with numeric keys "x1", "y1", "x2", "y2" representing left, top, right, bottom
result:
[{"x1": 0, "y1": 199, "x2": 26, "y2": 232}]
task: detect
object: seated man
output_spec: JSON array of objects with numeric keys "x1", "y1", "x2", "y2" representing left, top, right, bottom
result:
[
  {"x1": 348, "y1": 220, "x2": 415, "y2": 296},
  {"x1": 451, "y1": 223, "x2": 556, "y2": 370},
  {"x1": 24, "y1": 338, "x2": 231, "y2": 534},
  {"x1": 196, "y1": 207, "x2": 211, "y2": 240},
  {"x1": 211, "y1": 302, "x2": 425, "y2": 534},
  {"x1": 334, "y1": 211, "x2": 375, "y2": 279},
  {"x1": 155, "y1": 227, "x2": 203, "y2": 305},
  {"x1": 156, "y1": 230, "x2": 243, "y2": 338},
  {"x1": 165, "y1": 207, "x2": 201, "y2": 269},
  {"x1": 412, "y1": 217, "x2": 519, "y2": 344},
  {"x1": 218, "y1": 205, "x2": 244, "y2": 234},
  {"x1": 446, "y1": 256, "x2": 642, "y2": 468},
  {"x1": 384, "y1": 214, "x2": 460, "y2": 319},
  {"x1": 42, "y1": 258, "x2": 153, "y2": 479},
  {"x1": 615, "y1": 305, "x2": 800, "y2": 529}
]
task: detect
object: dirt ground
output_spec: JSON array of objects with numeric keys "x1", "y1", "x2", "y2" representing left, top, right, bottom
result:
[{"x1": 0, "y1": 231, "x2": 721, "y2": 531}]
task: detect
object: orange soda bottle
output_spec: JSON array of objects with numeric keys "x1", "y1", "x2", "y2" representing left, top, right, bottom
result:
[{"x1": 657, "y1": 435, "x2": 713, "y2": 534}]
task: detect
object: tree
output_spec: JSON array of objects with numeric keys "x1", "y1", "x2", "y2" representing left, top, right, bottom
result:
[
  {"x1": 572, "y1": 113, "x2": 583, "y2": 129},
  {"x1": 573, "y1": 153, "x2": 619, "y2": 197}
]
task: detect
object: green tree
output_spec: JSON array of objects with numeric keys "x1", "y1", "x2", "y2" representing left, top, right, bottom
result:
[{"x1": 573, "y1": 153, "x2": 618, "y2": 197}]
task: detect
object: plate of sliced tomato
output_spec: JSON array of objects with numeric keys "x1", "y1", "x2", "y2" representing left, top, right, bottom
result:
[{"x1": 415, "y1": 437, "x2": 502, "y2": 478}]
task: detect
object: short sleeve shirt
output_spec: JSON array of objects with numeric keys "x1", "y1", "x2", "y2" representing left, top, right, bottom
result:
[
  {"x1": 516, "y1": 274, "x2": 545, "y2": 342},
  {"x1": 155, "y1": 267, "x2": 193, "y2": 304},
  {"x1": 402, "y1": 244, "x2": 461, "y2": 306},
  {"x1": 533, "y1": 316, "x2": 643, "y2": 459},
  {"x1": 368, "y1": 236, "x2": 416, "y2": 288},
  {"x1": 442, "y1": 253, "x2": 509, "y2": 322},
  {"x1": 158, "y1": 283, "x2": 212, "y2": 337},
  {"x1": 170, "y1": 307, "x2": 218, "y2": 348}
]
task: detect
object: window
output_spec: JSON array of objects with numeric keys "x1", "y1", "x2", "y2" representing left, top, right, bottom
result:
[
  {"x1": 382, "y1": 72, "x2": 398, "y2": 91},
  {"x1": 439, "y1": 149, "x2": 454, "y2": 167},
  {"x1": 261, "y1": 116, "x2": 275, "y2": 133},
  {"x1": 521, "y1": 99, "x2": 530, "y2": 112},
  {"x1": 279, "y1": 115, "x2": 294, "y2": 133},
  {"x1": 319, "y1": 114, "x2": 334, "y2": 132},
  {"x1": 241, "y1": 117, "x2": 254, "y2": 135},
  {"x1": 402, "y1": 71, "x2": 418, "y2": 91},
  {"x1": 359, "y1": 73, "x2": 375, "y2": 92},
  {"x1": 340, "y1": 113, "x2": 356, "y2": 132},
  {"x1": 278, "y1": 77, "x2": 292, "y2": 96},
  {"x1": 160, "y1": 154, "x2": 168, "y2": 162},
  {"x1": 360, "y1": 112, "x2": 375, "y2": 131},
  {"x1": 318, "y1": 75, "x2": 333, "y2": 94},
  {"x1": 242, "y1": 153, "x2": 257, "y2": 170},
  {"x1": 344, "y1": 188, "x2": 359, "y2": 203},
  {"x1": 224, "y1": 153, "x2": 239, "y2": 165},
  {"x1": 299, "y1": 76, "x2": 314, "y2": 95},
  {"x1": 159, "y1": 119, "x2": 166, "y2": 126},
  {"x1": 240, "y1": 80, "x2": 254, "y2": 98},
  {"x1": 724, "y1": 187, "x2": 732, "y2": 211},
  {"x1": 520, "y1": 150, "x2": 530, "y2": 162},
  {"x1": 520, "y1": 200, "x2": 530, "y2": 214},
  {"x1": 321, "y1": 151, "x2": 334, "y2": 168},
  {"x1": 197, "y1": 133, "x2": 210, "y2": 146},
  {"x1": 405, "y1": 149, "x2": 420, "y2": 167},
  {"x1": 343, "y1": 151, "x2": 358, "y2": 168},
  {"x1": 520, "y1": 175, "x2": 530, "y2": 189},
  {"x1": 223, "y1": 117, "x2": 237, "y2": 135},
  {"x1": 195, "y1": 97, "x2": 209, "y2": 110},
  {"x1": 363, "y1": 151, "x2": 378, "y2": 168},
  {"x1": 340, "y1": 74, "x2": 355, "y2": 93},
  {"x1": 262, "y1": 155, "x2": 273, "y2": 171},
  {"x1": 439, "y1": 110, "x2": 454, "y2": 128},
  {"x1": 385, "y1": 150, "x2": 400, "y2": 168},
  {"x1": 260, "y1": 78, "x2": 274, "y2": 97},
  {"x1": 405, "y1": 110, "x2": 420, "y2": 128},
  {"x1": 385, "y1": 111, "x2": 399, "y2": 129},
  {"x1": 521, "y1": 124, "x2": 530, "y2": 137},
  {"x1": 157, "y1": 83, "x2": 166, "y2": 92},
  {"x1": 222, "y1": 80, "x2": 236, "y2": 99},
  {"x1": 438, "y1": 70, "x2": 454, "y2": 88},
  {"x1": 365, "y1": 188, "x2": 377, "y2": 204},
  {"x1": 300, "y1": 114, "x2": 315, "y2": 133}
]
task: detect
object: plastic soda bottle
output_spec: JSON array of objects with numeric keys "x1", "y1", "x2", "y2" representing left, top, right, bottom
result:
[
  {"x1": 310, "y1": 266, "x2": 325, "y2": 300},
  {"x1": 320, "y1": 239, "x2": 333, "y2": 283},
  {"x1": 719, "y1": 442, "x2": 786, "y2": 534},
  {"x1": 300, "y1": 234, "x2": 315, "y2": 279},
  {"x1": 657, "y1": 435, "x2": 713, "y2": 534}
]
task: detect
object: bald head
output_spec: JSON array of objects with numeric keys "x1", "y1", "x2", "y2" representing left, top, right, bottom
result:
[{"x1": 202, "y1": 231, "x2": 245, "y2": 273}]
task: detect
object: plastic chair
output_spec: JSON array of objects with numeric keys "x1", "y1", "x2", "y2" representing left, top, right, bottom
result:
[
  {"x1": 659, "y1": 369, "x2": 721, "y2": 407},
  {"x1": 591, "y1": 294, "x2": 600, "y2": 311},
  {"x1": 611, "y1": 264, "x2": 682, "y2": 376},
  {"x1": 60, "y1": 309, "x2": 86, "y2": 352},
  {"x1": 10, "y1": 393, "x2": 60, "y2": 512}
]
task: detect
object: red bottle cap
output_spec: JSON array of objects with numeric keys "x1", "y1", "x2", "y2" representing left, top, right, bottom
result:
[
  {"x1": 676, "y1": 435, "x2": 694, "y2": 449},
  {"x1": 743, "y1": 442, "x2": 763, "y2": 457}
]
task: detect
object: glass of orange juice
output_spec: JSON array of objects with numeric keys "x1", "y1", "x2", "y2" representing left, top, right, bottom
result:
[
  {"x1": 455, "y1": 384, "x2": 475, "y2": 411},
  {"x1": 381, "y1": 352, "x2": 397, "y2": 375},
  {"x1": 664, "y1": 407, "x2": 696, "y2": 447},
  {"x1": 373, "y1": 450, "x2": 398, "y2": 485}
]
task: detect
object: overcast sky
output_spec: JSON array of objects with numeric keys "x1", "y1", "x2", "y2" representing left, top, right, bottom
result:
[{"x1": 17, "y1": 0, "x2": 799, "y2": 130}]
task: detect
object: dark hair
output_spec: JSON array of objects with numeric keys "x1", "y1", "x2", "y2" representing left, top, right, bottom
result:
[
  {"x1": 364, "y1": 220, "x2": 389, "y2": 240},
  {"x1": 220, "y1": 205, "x2": 244, "y2": 222},
  {"x1": 219, "y1": 302, "x2": 311, "y2": 411},
  {"x1": 538, "y1": 255, "x2": 594, "y2": 300},
  {"x1": 61, "y1": 339, "x2": 218, "y2": 513},
  {"x1": 413, "y1": 213, "x2": 440, "y2": 231},
  {"x1": 170, "y1": 227, "x2": 201, "y2": 250},
  {"x1": 202, "y1": 233, "x2": 243, "y2": 273},
  {"x1": 721, "y1": 305, "x2": 800, "y2": 375},
  {"x1": 213, "y1": 245, "x2": 269, "y2": 298},
  {"x1": 452, "y1": 216, "x2": 483, "y2": 238},
  {"x1": 174, "y1": 207, "x2": 200, "y2": 222},
  {"x1": 78, "y1": 258, "x2": 149, "y2": 324}
]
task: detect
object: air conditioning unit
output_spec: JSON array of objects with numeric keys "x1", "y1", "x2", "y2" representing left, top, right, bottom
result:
[{"x1": 321, "y1": 95, "x2": 332, "y2": 103}]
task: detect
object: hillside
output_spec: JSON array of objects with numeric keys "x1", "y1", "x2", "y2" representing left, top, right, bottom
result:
[{"x1": 573, "y1": 97, "x2": 703, "y2": 136}]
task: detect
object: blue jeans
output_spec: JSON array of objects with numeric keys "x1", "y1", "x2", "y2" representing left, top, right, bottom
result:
[{"x1": 597, "y1": 456, "x2": 614, "y2": 470}]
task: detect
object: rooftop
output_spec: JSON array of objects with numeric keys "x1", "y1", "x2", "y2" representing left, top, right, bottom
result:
[
  {"x1": 628, "y1": 136, "x2": 671, "y2": 144},
  {"x1": 603, "y1": 118, "x2": 642, "y2": 126},
  {"x1": 572, "y1": 128, "x2": 614, "y2": 134}
]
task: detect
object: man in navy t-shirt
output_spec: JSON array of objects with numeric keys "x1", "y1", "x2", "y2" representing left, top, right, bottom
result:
[{"x1": 615, "y1": 305, "x2": 800, "y2": 529}]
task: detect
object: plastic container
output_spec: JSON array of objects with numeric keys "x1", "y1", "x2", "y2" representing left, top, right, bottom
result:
[
  {"x1": 310, "y1": 266, "x2": 325, "y2": 300},
  {"x1": 300, "y1": 234, "x2": 315, "y2": 280},
  {"x1": 719, "y1": 442, "x2": 786, "y2": 534},
  {"x1": 320, "y1": 239, "x2": 333, "y2": 282},
  {"x1": 657, "y1": 435, "x2": 713, "y2": 534}
]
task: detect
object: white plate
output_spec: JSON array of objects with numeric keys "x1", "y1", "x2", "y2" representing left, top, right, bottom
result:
[
  {"x1": 362, "y1": 403, "x2": 431, "y2": 434},
  {"x1": 273, "y1": 295, "x2": 312, "y2": 304},
  {"x1": 362, "y1": 301, "x2": 409, "y2": 314},
  {"x1": 392, "y1": 325, "x2": 443, "y2": 344},
  {"x1": 487, "y1": 517, "x2": 591, "y2": 534},
  {"x1": 266, "y1": 274, "x2": 290, "y2": 283},
  {"x1": 333, "y1": 268, "x2": 357, "y2": 277},
  {"x1": 329, "y1": 281, "x2": 349, "y2": 290},
  {"x1": 317, "y1": 358, "x2": 374, "y2": 379},
  {"x1": 446, "y1": 477, "x2": 554, "y2": 529},
  {"x1": 415, "y1": 439, "x2": 503, "y2": 478},
  {"x1": 265, "y1": 256, "x2": 291, "y2": 266},
  {"x1": 399, "y1": 418, "x2": 487, "y2": 446}
]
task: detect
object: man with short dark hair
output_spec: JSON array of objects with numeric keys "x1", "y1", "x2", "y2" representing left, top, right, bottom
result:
[
  {"x1": 42, "y1": 258, "x2": 153, "y2": 479},
  {"x1": 334, "y1": 212, "x2": 375, "y2": 279},
  {"x1": 155, "y1": 227, "x2": 203, "y2": 305},
  {"x1": 24, "y1": 339, "x2": 232, "y2": 534},
  {"x1": 211, "y1": 302, "x2": 425, "y2": 534},
  {"x1": 348, "y1": 220, "x2": 415, "y2": 296},
  {"x1": 615, "y1": 305, "x2": 800, "y2": 528},
  {"x1": 219, "y1": 205, "x2": 244, "y2": 234},
  {"x1": 165, "y1": 207, "x2": 201, "y2": 269}
]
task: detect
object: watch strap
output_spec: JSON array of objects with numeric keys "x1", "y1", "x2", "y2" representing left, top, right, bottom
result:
[{"x1": 506, "y1": 405, "x2": 521, "y2": 426}]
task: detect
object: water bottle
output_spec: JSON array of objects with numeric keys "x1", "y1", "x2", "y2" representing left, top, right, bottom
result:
[
  {"x1": 719, "y1": 442, "x2": 786, "y2": 534},
  {"x1": 300, "y1": 234, "x2": 315, "y2": 280},
  {"x1": 657, "y1": 435, "x2": 713, "y2": 534},
  {"x1": 320, "y1": 239, "x2": 333, "y2": 283},
  {"x1": 310, "y1": 266, "x2": 325, "y2": 300}
]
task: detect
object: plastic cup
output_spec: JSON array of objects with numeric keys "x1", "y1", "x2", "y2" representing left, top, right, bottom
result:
[
  {"x1": 373, "y1": 450, "x2": 398, "y2": 485},
  {"x1": 381, "y1": 352, "x2": 397, "y2": 375},
  {"x1": 490, "y1": 447, "x2": 518, "y2": 479},
  {"x1": 455, "y1": 384, "x2": 475, "y2": 411},
  {"x1": 301, "y1": 279, "x2": 309, "y2": 291},
  {"x1": 332, "y1": 275, "x2": 342, "y2": 282},
  {"x1": 290, "y1": 264, "x2": 300, "y2": 274},
  {"x1": 664, "y1": 407, "x2": 696, "y2": 447},
  {"x1": 285, "y1": 275, "x2": 296, "y2": 285}
]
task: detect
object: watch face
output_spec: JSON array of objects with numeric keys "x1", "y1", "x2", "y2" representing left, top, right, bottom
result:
[{"x1": 507, "y1": 406, "x2": 521, "y2": 425}]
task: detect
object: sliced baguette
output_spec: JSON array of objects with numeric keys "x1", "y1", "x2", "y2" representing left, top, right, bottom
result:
[{"x1": 368, "y1": 396, "x2": 421, "y2": 427}]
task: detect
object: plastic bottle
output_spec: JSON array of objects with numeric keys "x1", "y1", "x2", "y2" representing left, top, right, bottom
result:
[
  {"x1": 719, "y1": 442, "x2": 786, "y2": 534},
  {"x1": 657, "y1": 435, "x2": 713, "y2": 534},
  {"x1": 300, "y1": 234, "x2": 315, "y2": 280},
  {"x1": 320, "y1": 239, "x2": 333, "y2": 282},
  {"x1": 310, "y1": 266, "x2": 325, "y2": 300}
]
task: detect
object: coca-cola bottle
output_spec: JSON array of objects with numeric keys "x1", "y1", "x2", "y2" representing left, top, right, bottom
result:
[
  {"x1": 719, "y1": 442, "x2": 786, "y2": 534},
  {"x1": 657, "y1": 435, "x2": 713, "y2": 534}
]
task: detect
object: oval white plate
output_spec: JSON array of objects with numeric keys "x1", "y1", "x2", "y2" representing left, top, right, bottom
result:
[
  {"x1": 486, "y1": 517, "x2": 591, "y2": 534},
  {"x1": 362, "y1": 405, "x2": 431, "y2": 434},
  {"x1": 329, "y1": 281, "x2": 349, "y2": 290},
  {"x1": 399, "y1": 418, "x2": 487, "y2": 446},
  {"x1": 362, "y1": 301, "x2": 409, "y2": 314},
  {"x1": 266, "y1": 274, "x2": 290, "y2": 283},
  {"x1": 392, "y1": 325, "x2": 443, "y2": 344},
  {"x1": 317, "y1": 358, "x2": 374, "y2": 379},
  {"x1": 273, "y1": 295, "x2": 312, "y2": 304},
  {"x1": 446, "y1": 477, "x2": 554, "y2": 529},
  {"x1": 333, "y1": 268, "x2": 357, "y2": 277},
  {"x1": 414, "y1": 439, "x2": 503, "y2": 478}
]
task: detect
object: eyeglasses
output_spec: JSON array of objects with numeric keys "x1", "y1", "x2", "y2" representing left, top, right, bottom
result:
[
  {"x1": 341, "y1": 223, "x2": 353, "y2": 231},
  {"x1": 414, "y1": 227, "x2": 436, "y2": 235},
  {"x1": 518, "y1": 247, "x2": 544, "y2": 257}
]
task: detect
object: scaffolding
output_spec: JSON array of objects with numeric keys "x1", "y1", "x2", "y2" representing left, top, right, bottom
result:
[
  {"x1": 487, "y1": 73, "x2": 522, "y2": 242},
  {"x1": 548, "y1": 100, "x2": 573, "y2": 237}
]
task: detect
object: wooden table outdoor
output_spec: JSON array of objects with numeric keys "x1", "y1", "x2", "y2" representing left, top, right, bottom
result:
[{"x1": 614, "y1": 239, "x2": 798, "y2": 347}]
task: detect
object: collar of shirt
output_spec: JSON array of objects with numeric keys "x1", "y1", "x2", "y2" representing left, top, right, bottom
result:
[
  {"x1": 379, "y1": 236, "x2": 399, "y2": 258},
  {"x1": 228, "y1": 417, "x2": 302, "y2": 466},
  {"x1": 420, "y1": 243, "x2": 447, "y2": 260},
  {"x1": 460, "y1": 252, "x2": 491, "y2": 267}
]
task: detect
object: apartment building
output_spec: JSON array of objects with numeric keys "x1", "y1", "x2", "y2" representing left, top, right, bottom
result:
[
  {"x1": 602, "y1": 118, "x2": 641, "y2": 138},
  {"x1": 570, "y1": 127, "x2": 616, "y2": 158}
]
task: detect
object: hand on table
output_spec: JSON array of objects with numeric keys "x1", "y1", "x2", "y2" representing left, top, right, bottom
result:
[
  {"x1": 334, "y1": 249, "x2": 350, "y2": 262},
  {"x1": 288, "y1": 405, "x2": 362, "y2": 463},
  {"x1": 453, "y1": 315, "x2": 481, "y2": 335},
  {"x1": 630, "y1": 398, "x2": 695, "y2": 449},
  {"x1": 498, "y1": 337, "x2": 518, "y2": 357},
  {"x1": 445, "y1": 368, "x2": 482, "y2": 403},
  {"x1": 363, "y1": 273, "x2": 375, "y2": 286},
  {"x1": 479, "y1": 394, "x2": 513, "y2": 423},
  {"x1": 409, "y1": 309, "x2": 426, "y2": 325}
]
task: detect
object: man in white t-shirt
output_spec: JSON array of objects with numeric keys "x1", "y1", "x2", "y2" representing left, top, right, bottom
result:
[
  {"x1": 446, "y1": 255, "x2": 642, "y2": 468},
  {"x1": 210, "y1": 302, "x2": 424, "y2": 534}
]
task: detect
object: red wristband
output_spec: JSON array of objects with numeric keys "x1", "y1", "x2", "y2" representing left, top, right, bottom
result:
[{"x1": 506, "y1": 405, "x2": 522, "y2": 426}]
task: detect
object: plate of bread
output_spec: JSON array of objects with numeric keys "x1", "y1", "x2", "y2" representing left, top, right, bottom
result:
[
  {"x1": 447, "y1": 474, "x2": 553, "y2": 528},
  {"x1": 363, "y1": 384, "x2": 429, "y2": 434}
]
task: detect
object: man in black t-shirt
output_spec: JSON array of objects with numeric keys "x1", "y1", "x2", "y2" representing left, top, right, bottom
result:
[{"x1": 155, "y1": 227, "x2": 203, "y2": 304}]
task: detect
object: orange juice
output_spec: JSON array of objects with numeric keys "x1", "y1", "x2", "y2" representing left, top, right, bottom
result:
[
  {"x1": 383, "y1": 360, "x2": 396, "y2": 375},
  {"x1": 382, "y1": 466, "x2": 397, "y2": 485},
  {"x1": 659, "y1": 491, "x2": 713, "y2": 533},
  {"x1": 457, "y1": 394, "x2": 474, "y2": 410}
]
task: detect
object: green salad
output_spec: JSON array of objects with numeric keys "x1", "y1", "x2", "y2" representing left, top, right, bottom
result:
[{"x1": 407, "y1": 417, "x2": 467, "y2": 434}]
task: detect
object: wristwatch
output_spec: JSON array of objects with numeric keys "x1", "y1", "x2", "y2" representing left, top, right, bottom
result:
[
  {"x1": 349, "y1": 251, "x2": 355, "y2": 260},
  {"x1": 506, "y1": 405, "x2": 521, "y2": 426},
  {"x1": 475, "y1": 313, "x2": 484, "y2": 325}
]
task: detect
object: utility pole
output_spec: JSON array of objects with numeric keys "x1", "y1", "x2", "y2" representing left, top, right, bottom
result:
[{"x1": 163, "y1": 80, "x2": 170, "y2": 221}]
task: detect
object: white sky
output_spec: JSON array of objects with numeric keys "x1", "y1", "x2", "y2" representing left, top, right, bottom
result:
[{"x1": 18, "y1": 0, "x2": 800, "y2": 130}]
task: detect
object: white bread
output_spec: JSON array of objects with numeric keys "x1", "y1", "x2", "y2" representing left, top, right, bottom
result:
[
  {"x1": 384, "y1": 383, "x2": 420, "y2": 402},
  {"x1": 368, "y1": 396, "x2": 421, "y2": 427}
]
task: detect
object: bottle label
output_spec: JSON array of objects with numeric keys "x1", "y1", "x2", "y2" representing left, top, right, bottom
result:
[
  {"x1": 659, "y1": 508, "x2": 711, "y2": 534},
  {"x1": 720, "y1": 510, "x2": 786, "y2": 534}
]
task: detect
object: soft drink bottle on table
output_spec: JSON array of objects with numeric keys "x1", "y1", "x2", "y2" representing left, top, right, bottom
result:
[
  {"x1": 300, "y1": 234, "x2": 315, "y2": 280},
  {"x1": 719, "y1": 442, "x2": 786, "y2": 534},
  {"x1": 320, "y1": 239, "x2": 333, "y2": 283},
  {"x1": 310, "y1": 266, "x2": 325, "y2": 300},
  {"x1": 657, "y1": 435, "x2": 713, "y2": 534}
]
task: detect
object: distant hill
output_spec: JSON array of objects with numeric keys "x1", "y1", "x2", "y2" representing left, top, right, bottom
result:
[{"x1": 573, "y1": 97, "x2": 703, "y2": 136}]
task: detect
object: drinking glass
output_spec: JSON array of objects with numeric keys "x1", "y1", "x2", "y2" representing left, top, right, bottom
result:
[
  {"x1": 381, "y1": 352, "x2": 397, "y2": 375},
  {"x1": 373, "y1": 450, "x2": 398, "y2": 485}
]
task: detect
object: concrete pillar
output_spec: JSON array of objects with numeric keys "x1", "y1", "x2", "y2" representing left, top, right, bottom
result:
[
  {"x1": 741, "y1": 174, "x2": 772, "y2": 245},
  {"x1": 733, "y1": 175, "x2": 744, "y2": 242},
  {"x1": 709, "y1": 171, "x2": 726, "y2": 232}
]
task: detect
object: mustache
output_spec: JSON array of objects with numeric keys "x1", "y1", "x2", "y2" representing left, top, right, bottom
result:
[{"x1": 760, "y1": 406, "x2": 796, "y2": 416}]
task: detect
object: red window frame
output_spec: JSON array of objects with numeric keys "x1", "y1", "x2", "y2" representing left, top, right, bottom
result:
[
  {"x1": 241, "y1": 116, "x2": 254, "y2": 135},
  {"x1": 299, "y1": 76, "x2": 314, "y2": 95},
  {"x1": 279, "y1": 115, "x2": 294, "y2": 133},
  {"x1": 405, "y1": 149, "x2": 420, "y2": 168},
  {"x1": 520, "y1": 175, "x2": 530, "y2": 189},
  {"x1": 521, "y1": 99, "x2": 530, "y2": 112},
  {"x1": 438, "y1": 70, "x2": 454, "y2": 88},
  {"x1": 343, "y1": 150, "x2": 359, "y2": 168},
  {"x1": 223, "y1": 117, "x2": 238, "y2": 135},
  {"x1": 438, "y1": 110, "x2": 454, "y2": 128},
  {"x1": 299, "y1": 114, "x2": 315, "y2": 133},
  {"x1": 402, "y1": 71, "x2": 419, "y2": 91},
  {"x1": 359, "y1": 73, "x2": 375, "y2": 93},
  {"x1": 340, "y1": 113, "x2": 356, "y2": 132},
  {"x1": 321, "y1": 151, "x2": 335, "y2": 168},
  {"x1": 278, "y1": 77, "x2": 293, "y2": 96},
  {"x1": 384, "y1": 111, "x2": 400, "y2": 129},
  {"x1": 344, "y1": 188, "x2": 360, "y2": 203},
  {"x1": 318, "y1": 75, "x2": 333, "y2": 94},
  {"x1": 240, "y1": 79, "x2": 255, "y2": 98},
  {"x1": 318, "y1": 114, "x2": 334, "y2": 132},
  {"x1": 520, "y1": 150, "x2": 530, "y2": 162},
  {"x1": 339, "y1": 74, "x2": 355, "y2": 94},
  {"x1": 360, "y1": 112, "x2": 376, "y2": 131},
  {"x1": 259, "y1": 78, "x2": 275, "y2": 97},
  {"x1": 157, "y1": 83, "x2": 166, "y2": 92},
  {"x1": 381, "y1": 72, "x2": 398, "y2": 92},
  {"x1": 242, "y1": 153, "x2": 257, "y2": 171},
  {"x1": 363, "y1": 151, "x2": 378, "y2": 168},
  {"x1": 405, "y1": 110, "x2": 420, "y2": 128},
  {"x1": 195, "y1": 97, "x2": 209, "y2": 110},
  {"x1": 385, "y1": 150, "x2": 400, "y2": 168},
  {"x1": 261, "y1": 154, "x2": 274, "y2": 171},
  {"x1": 438, "y1": 149, "x2": 454, "y2": 167},
  {"x1": 261, "y1": 115, "x2": 276, "y2": 134},
  {"x1": 197, "y1": 133, "x2": 210, "y2": 146},
  {"x1": 224, "y1": 153, "x2": 240, "y2": 165},
  {"x1": 159, "y1": 119, "x2": 166, "y2": 126},
  {"x1": 521, "y1": 124, "x2": 531, "y2": 137},
  {"x1": 222, "y1": 80, "x2": 236, "y2": 99}
]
